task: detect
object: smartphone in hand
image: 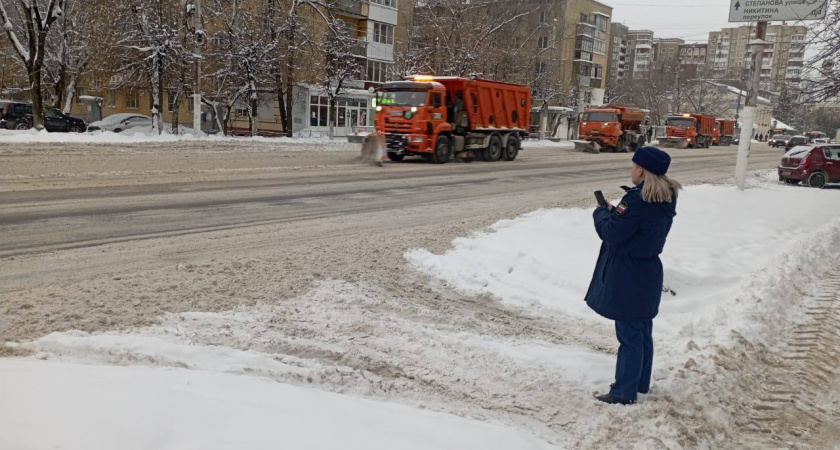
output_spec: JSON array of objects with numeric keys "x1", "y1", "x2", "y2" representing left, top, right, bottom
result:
[{"x1": 594, "y1": 190, "x2": 607, "y2": 207}]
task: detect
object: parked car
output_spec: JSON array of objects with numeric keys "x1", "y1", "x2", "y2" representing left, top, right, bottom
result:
[
  {"x1": 0, "y1": 101, "x2": 86, "y2": 132},
  {"x1": 812, "y1": 138, "x2": 829, "y2": 144},
  {"x1": 770, "y1": 134, "x2": 791, "y2": 147},
  {"x1": 785, "y1": 135, "x2": 809, "y2": 151},
  {"x1": 87, "y1": 114, "x2": 152, "y2": 133},
  {"x1": 778, "y1": 144, "x2": 840, "y2": 188}
]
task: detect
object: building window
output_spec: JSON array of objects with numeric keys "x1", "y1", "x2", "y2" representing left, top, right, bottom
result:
[
  {"x1": 367, "y1": 60, "x2": 391, "y2": 83},
  {"x1": 108, "y1": 91, "x2": 117, "y2": 108},
  {"x1": 125, "y1": 92, "x2": 139, "y2": 109},
  {"x1": 76, "y1": 88, "x2": 85, "y2": 104},
  {"x1": 540, "y1": 11, "x2": 548, "y2": 23},
  {"x1": 370, "y1": 0, "x2": 397, "y2": 7},
  {"x1": 309, "y1": 95, "x2": 329, "y2": 127},
  {"x1": 536, "y1": 61, "x2": 547, "y2": 75},
  {"x1": 373, "y1": 22, "x2": 394, "y2": 45},
  {"x1": 538, "y1": 37, "x2": 548, "y2": 49}
]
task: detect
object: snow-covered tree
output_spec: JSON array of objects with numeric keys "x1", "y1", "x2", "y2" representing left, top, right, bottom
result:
[
  {"x1": 115, "y1": 0, "x2": 192, "y2": 134},
  {"x1": 318, "y1": 14, "x2": 362, "y2": 138},
  {"x1": 43, "y1": 0, "x2": 109, "y2": 114},
  {"x1": 802, "y1": 0, "x2": 840, "y2": 101},
  {"x1": 414, "y1": 0, "x2": 536, "y2": 77},
  {"x1": 205, "y1": 0, "x2": 277, "y2": 136},
  {"x1": 0, "y1": 0, "x2": 66, "y2": 129}
]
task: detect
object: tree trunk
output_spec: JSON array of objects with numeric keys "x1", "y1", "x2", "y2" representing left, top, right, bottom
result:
[
  {"x1": 30, "y1": 68, "x2": 44, "y2": 130},
  {"x1": 171, "y1": 89, "x2": 181, "y2": 134},
  {"x1": 276, "y1": 83, "x2": 288, "y2": 134},
  {"x1": 284, "y1": 17, "x2": 297, "y2": 138},
  {"x1": 62, "y1": 79, "x2": 76, "y2": 115},
  {"x1": 250, "y1": 95, "x2": 258, "y2": 137}
]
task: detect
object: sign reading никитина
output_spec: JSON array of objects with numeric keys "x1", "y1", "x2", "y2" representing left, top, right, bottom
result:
[{"x1": 728, "y1": 0, "x2": 828, "y2": 22}]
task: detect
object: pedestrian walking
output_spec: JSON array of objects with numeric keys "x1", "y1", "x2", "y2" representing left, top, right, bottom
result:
[{"x1": 585, "y1": 146, "x2": 682, "y2": 405}]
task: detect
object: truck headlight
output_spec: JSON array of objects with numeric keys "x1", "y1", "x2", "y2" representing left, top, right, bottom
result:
[
  {"x1": 410, "y1": 136, "x2": 425, "y2": 143},
  {"x1": 376, "y1": 106, "x2": 382, "y2": 112},
  {"x1": 411, "y1": 107, "x2": 418, "y2": 113}
]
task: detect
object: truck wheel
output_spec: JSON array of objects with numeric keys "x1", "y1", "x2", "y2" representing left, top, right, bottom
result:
[
  {"x1": 486, "y1": 135, "x2": 502, "y2": 161},
  {"x1": 387, "y1": 152, "x2": 405, "y2": 162},
  {"x1": 503, "y1": 136, "x2": 519, "y2": 161},
  {"x1": 616, "y1": 136, "x2": 628, "y2": 153},
  {"x1": 432, "y1": 136, "x2": 451, "y2": 164}
]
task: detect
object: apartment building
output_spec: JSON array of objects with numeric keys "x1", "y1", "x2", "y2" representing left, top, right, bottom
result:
[
  {"x1": 651, "y1": 38, "x2": 684, "y2": 73},
  {"x1": 564, "y1": 0, "x2": 612, "y2": 108},
  {"x1": 607, "y1": 23, "x2": 629, "y2": 85},
  {"x1": 297, "y1": 0, "x2": 415, "y2": 136},
  {"x1": 707, "y1": 24, "x2": 807, "y2": 92},
  {"x1": 678, "y1": 43, "x2": 708, "y2": 79},
  {"x1": 41, "y1": 0, "x2": 414, "y2": 137},
  {"x1": 625, "y1": 29, "x2": 654, "y2": 79}
]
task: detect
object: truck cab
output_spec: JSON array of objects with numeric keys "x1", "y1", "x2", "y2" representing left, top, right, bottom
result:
[{"x1": 375, "y1": 81, "x2": 450, "y2": 162}]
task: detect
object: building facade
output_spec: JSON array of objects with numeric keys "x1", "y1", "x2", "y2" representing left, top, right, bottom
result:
[
  {"x1": 606, "y1": 23, "x2": 629, "y2": 86},
  {"x1": 562, "y1": 0, "x2": 612, "y2": 109},
  {"x1": 678, "y1": 43, "x2": 708, "y2": 79},
  {"x1": 625, "y1": 29, "x2": 654, "y2": 80},
  {"x1": 651, "y1": 38, "x2": 684, "y2": 72},
  {"x1": 707, "y1": 24, "x2": 807, "y2": 92}
]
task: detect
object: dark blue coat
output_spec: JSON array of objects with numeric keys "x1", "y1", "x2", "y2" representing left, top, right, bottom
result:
[{"x1": 584, "y1": 184, "x2": 677, "y2": 321}]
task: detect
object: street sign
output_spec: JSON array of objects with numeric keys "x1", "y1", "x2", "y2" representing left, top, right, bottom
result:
[{"x1": 729, "y1": 0, "x2": 828, "y2": 22}]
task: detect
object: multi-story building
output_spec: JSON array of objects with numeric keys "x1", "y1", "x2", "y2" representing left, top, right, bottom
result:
[
  {"x1": 563, "y1": 0, "x2": 612, "y2": 108},
  {"x1": 298, "y1": 0, "x2": 414, "y2": 136},
  {"x1": 48, "y1": 0, "x2": 414, "y2": 137},
  {"x1": 707, "y1": 24, "x2": 807, "y2": 92},
  {"x1": 678, "y1": 43, "x2": 708, "y2": 79},
  {"x1": 606, "y1": 23, "x2": 629, "y2": 86},
  {"x1": 651, "y1": 38, "x2": 684, "y2": 73},
  {"x1": 625, "y1": 29, "x2": 654, "y2": 79}
]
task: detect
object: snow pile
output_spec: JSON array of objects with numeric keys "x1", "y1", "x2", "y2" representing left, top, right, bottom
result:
[
  {"x1": 408, "y1": 174, "x2": 840, "y2": 445},
  {"x1": 0, "y1": 128, "x2": 354, "y2": 147},
  {"x1": 408, "y1": 177, "x2": 840, "y2": 342},
  {"x1": 0, "y1": 359, "x2": 553, "y2": 450},
  {"x1": 521, "y1": 139, "x2": 575, "y2": 149}
]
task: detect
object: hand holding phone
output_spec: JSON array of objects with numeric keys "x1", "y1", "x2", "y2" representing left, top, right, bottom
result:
[{"x1": 594, "y1": 190, "x2": 607, "y2": 207}]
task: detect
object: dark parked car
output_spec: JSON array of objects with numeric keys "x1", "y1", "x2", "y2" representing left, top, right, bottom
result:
[
  {"x1": 0, "y1": 101, "x2": 86, "y2": 132},
  {"x1": 778, "y1": 144, "x2": 840, "y2": 188},
  {"x1": 785, "y1": 135, "x2": 809, "y2": 151}
]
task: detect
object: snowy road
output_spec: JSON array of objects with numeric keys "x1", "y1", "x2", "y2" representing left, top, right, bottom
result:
[{"x1": 4, "y1": 140, "x2": 836, "y2": 449}]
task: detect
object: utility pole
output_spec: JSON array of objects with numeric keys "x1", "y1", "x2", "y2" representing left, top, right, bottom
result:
[
  {"x1": 734, "y1": 21, "x2": 767, "y2": 190},
  {"x1": 192, "y1": 0, "x2": 203, "y2": 136}
]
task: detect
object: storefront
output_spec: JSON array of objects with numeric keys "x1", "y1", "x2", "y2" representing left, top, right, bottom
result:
[{"x1": 296, "y1": 85, "x2": 376, "y2": 137}]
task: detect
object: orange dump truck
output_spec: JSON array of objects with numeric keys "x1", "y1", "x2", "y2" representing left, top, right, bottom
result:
[
  {"x1": 717, "y1": 119, "x2": 736, "y2": 146},
  {"x1": 576, "y1": 104, "x2": 648, "y2": 153},
  {"x1": 375, "y1": 76, "x2": 531, "y2": 163},
  {"x1": 660, "y1": 113, "x2": 716, "y2": 149}
]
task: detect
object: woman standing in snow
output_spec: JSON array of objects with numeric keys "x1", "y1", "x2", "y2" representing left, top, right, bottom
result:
[{"x1": 585, "y1": 146, "x2": 681, "y2": 405}]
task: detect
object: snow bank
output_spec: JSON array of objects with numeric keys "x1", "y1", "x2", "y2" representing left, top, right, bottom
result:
[
  {"x1": 0, "y1": 359, "x2": 554, "y2": 450},
  {"x1": 0, "y1": 128, "x2": 353, "y2": 148},
  {"x1": 408, "y1": 174, "x2": 840, "y2": 368},
  {"x1": 521, "y1": 139, "x2": 575, "y2": 149}
]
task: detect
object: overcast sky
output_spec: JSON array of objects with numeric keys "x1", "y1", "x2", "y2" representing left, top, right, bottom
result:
[{"x1": 609, "y1": 0, "x2": 743, "y2": 43}]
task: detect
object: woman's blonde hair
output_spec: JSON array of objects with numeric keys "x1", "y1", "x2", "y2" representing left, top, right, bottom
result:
[{"x1": 640, "y1": 167, "x2": 682, "y2": 203}]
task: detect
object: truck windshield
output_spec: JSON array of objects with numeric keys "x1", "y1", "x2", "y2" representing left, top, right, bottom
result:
[
  {"x1": 379, "y1": 90, "x2": 427, "y2": 107},
  {"x1": 668, "y1": 118, "x2": 695, "y2": 127},
  {"x1": 583, "y1": 112, "x2": 617, "y2": 122}
]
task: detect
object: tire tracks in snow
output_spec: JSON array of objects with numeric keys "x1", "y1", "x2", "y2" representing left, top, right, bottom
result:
[{"x1": 737, "y1": 271, "x2": 840, "y2": 448}]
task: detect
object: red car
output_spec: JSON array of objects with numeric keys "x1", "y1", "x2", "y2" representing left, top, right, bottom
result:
[{"x1": 778, "y1": 144, "x2": 840, "y2": 188}]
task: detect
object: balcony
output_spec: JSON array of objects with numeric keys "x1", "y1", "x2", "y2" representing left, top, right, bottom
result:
[
  {"x1": 350, "y1": 39, "x2": 367, "y2": 58},
  {"x1": 334, "y1": 0, "x2": 363, "y2": 18}
]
